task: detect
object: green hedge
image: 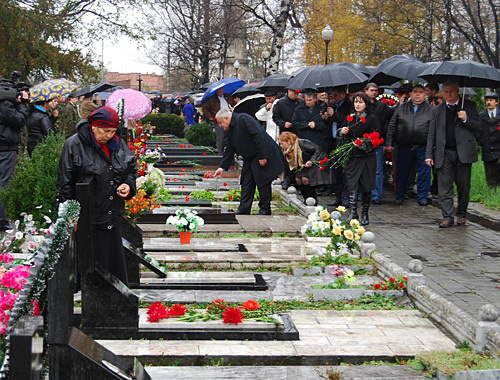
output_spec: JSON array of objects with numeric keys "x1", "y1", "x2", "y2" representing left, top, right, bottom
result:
[
  {"x1": 1, "y1": 133, "x2": 65, "y2": 226},
  {"x1": 141, "y1": 114, "x2": 185, "y2": 137},
  {"x1": 184, "y1": 122, "x2": 216, "y2": 147}
]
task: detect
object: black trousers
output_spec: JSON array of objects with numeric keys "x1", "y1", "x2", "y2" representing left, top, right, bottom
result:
[
  {"x1": 483, "y1": 159, "x2": 500, "y2": 188},
  {"x1": 92, "y1": 226, "x2": 129, "y2": 286},
  {"x1": 238, "y1": 170, "x2": 272, "y2": 214}
]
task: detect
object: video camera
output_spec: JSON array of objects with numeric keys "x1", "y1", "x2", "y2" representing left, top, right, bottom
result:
[{"x1": 0, "y1": 71, "x2": 31, "y2": 102}]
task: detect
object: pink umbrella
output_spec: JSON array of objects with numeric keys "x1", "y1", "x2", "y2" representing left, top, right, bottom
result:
[{"x1": 105, "y1": 89, "x2": 152, "y2": 119}]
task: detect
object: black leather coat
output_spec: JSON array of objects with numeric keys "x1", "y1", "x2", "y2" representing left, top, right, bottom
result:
[
  {"x1": 0, "y1": 100, "x2": 29, "y2": 151},
  {"x1": 26, "y1": 107, "x2": 56, "y2": 154},
  {"x1": 56, "y1": 120, "x2": 137, "y2": 229},
  {"x1": 385, "y1": 101, "x2": 432, "y2": 147}
]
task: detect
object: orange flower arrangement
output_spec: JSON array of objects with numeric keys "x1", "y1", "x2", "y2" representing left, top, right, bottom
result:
[{"x1": 124, "y1": 189, "x2": 159, "y2": 222}]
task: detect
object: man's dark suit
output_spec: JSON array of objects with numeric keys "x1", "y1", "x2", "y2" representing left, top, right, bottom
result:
[
  {"x1": 477, "y1": 107, "x2": 500, "y2": 187},
  {"x1": 425, "y1": 99, "x2": 481, "y2": 222},
  {"x1": 219, "y1": 113, "x2": 284, "y2": 214}
]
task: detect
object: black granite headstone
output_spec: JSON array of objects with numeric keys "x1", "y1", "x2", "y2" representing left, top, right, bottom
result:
[{"x1": 9, "y1": 316, "x2": 44, "y2": 380}]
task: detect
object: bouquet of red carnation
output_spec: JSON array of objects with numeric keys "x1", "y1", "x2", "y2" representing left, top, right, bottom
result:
[{"x1": 330, "y1": 131, "x2": 384, "y2": 168}]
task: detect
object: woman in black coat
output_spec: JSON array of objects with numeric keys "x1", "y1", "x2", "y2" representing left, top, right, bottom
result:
[
  {"x1": 338, "y1": 92, "x2": 379, "y2": 225},
  {"x1": 56, "y1": 106, "x2": 137, "y2": 286},
  {"x1": 278, "y1": 131, "x2": 330, "y2": 204}
]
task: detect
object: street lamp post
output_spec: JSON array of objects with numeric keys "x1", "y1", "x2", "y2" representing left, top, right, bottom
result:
[
  {"x1": 321, "y1": 24, "x2": 334, "y2": 66},
  {"x1": 262, "y1": 51, "x2": 270, "y2": 77},
  {"x1": 233, "y1": 60, "x2": 240, "y2": 78}
]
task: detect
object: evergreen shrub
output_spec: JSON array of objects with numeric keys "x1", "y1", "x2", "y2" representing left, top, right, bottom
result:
[
  {"x1": 184, "y1": 123, "x2": 216, "y2": 147},
  {"x1": 140, "y1": 114, "x2": 185, "y2": 137}
]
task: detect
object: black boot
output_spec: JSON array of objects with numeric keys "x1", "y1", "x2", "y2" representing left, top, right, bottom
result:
[
  {"x1": 347, "y1": 190, "x2": 358, "y2": 222},
  {"x1": 327, "y1": 195, "x2": 342, "y2": 207},
  {"x1": 361, "y1": 192, "x2": 371, "y2": 225}
]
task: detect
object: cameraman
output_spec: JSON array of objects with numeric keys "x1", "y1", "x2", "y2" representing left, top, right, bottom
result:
[{"x1": 0, "y1": 89, "x2": 29, "y2": 230}]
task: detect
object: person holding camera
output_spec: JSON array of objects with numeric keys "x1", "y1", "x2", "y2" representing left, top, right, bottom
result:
[{"x1": 0, "y1": 88, "x2": 30, "y2": 230}]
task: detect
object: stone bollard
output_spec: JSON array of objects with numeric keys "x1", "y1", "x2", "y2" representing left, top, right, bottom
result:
[
  {"x1": 406, "y1": 259, "x2": 425, "y2": 296},
  {"x1": 359, "y1": 231, "x2": 376, "y2": 256},
  {"x1": 287, "y1": 186, "x2": 298, "y2": 200},
  {"x1": 305, "y1": 197, "x2": 316, "y2": 215},
  {"x1": 475, "y1": 304, "x2": 500, "y2": 351}
]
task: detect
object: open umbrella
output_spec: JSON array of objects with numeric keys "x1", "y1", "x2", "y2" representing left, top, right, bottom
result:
[
  {"x1": 233, "y1": 94, "x2": 266, "y2": 116},
  {"x1": 257, "y1": 74, "x2": 291, "y2": 93},
  {"x1": 200, "y1": 78, "x2": 246, "y2": 104},
  {"x1": 419, "y1": 60, "x2": 500, "y2": 88},
  {"x1": 335, "y1": 62, "x2": 372, "y2": 76},
  {"x1": 105, "y1": 88, "x2": 152, "y2": 119},
  {"x1": 75, "y1": 82, "x2": 115, "y2": 97},
  {"x1": 369, "y1": 55, "x2": 428, "y2": 85},
  {"x1": 29, "y1": 78, "x2": 78, "y2": 102},
  {"x1": 232, "y1": 82, "x2": 262, "y2": 98},
  {"x1": 288, "y1": 64, "x2": 368, "y2": 92}
]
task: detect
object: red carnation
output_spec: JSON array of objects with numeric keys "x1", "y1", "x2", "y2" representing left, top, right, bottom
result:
[
  {"x1": 403, "y1": 277, "x2": 408, "y2": 282},
  {"x1": 242, "y1": 300, "x2": 261, "y2": 310},
  {"x1": 319, "y1": 160, "x2": 323, "y2": 165},
  {"x1": 212, "y1": 299, "x2": 228, "y2": 309},
  {"x1": 203, "y1": 153, "x2": 207, "y2": 156},
  {"x1": 167, "y1": 304, "x2": 187, "y2": 317},
  {"x1": 147, "y1": 302, "x2": 169, "y2": 322},
  {"x1": 319, "y1": 166, "x2": 325, "y2": 171},
  {"x1": 346, "y1": 115, "x2": 354, "y2": 122},
  {"x1": 361, "y1": 116, "x2": 366, "y2": 123},
  {"x1": 229, "y1": 195, "x2": 233, "y2": 200},
  {"x1": 373, "y1": 284, "x2": 381, "y2": 290},
  {"x1": 399, "y1": 282, "x2": 405, "y2": 289},
  {"x1": 363, "y1": 133, "x2": 369, "y2": 138},
  {"x1": 354, "y1": 138, "x2": 362, "y2": 147},
  {"x1": 389, "y1": 277, "x2": 395, "y2": 284},
  {"x1": 383, "y1": 284, "x2": 387, "y2": 290},
  {"x1": 323, "y1": 157, "x2": 328, "y2": 162},
  {"x1": 223, "y1": 182, "x2": 228, "y2": 187},
  {"x1": 222, "y1": 307, "x2": 244, "y2": 325}
]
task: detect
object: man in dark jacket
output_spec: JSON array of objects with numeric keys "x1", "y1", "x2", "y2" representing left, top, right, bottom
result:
[
  {"x1": 202, "y1": 88, "x2": 235, "y2": 153},
  {"x1": 26, "y1": 97, "x2": 58, "y2": 156},
  {"x1": 292, "y1": 90, "x2": 327, "y2": 149},
  {"x1": 273, "y1": 87, "x2": 303, "y2": 189},
  {"x1": 325, "y1": 86, "x2": 353, "y2": 206},
  {"x1": 425, "y1": 80, "x2": 481, "y2": 228},
  {"x1": 365, "y1": 83, "x2": 393, "y2": 204},
  {"x1": 0, "y1": 90, "x2": 29, "y2": 230},
  {"x1": 214, "y1": 110, "x2": 284, "y2": 215},
  {"x1": 477, "y1": 92, "x2": 500, "y2": 187},
  {"x1": 385, "y1": 85, "x2": 432, "y2": 206}
]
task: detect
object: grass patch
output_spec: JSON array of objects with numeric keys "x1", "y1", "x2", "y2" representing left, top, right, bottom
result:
[
  {"x1": 409, "y1": 350, "x2": 500, "y2": 377},
  {"x1": 470, "y1": 160, "x2": 500, "y2": 210}
]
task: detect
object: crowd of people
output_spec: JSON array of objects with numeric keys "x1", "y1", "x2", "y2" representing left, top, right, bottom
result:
[{"x1": 210, "y1": 80, "x2": 499, "y2": 228}]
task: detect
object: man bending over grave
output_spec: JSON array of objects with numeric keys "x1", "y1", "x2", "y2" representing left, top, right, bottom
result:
[{"x1": 214, "y1": 109, "x2": 284, "y2": 215}]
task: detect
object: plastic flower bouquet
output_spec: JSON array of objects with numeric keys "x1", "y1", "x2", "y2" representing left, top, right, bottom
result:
[{"x1": 166, "y1": 209, "x2": 204, "y2": 232}]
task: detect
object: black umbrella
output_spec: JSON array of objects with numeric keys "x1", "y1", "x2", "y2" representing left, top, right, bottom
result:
[
  {"x1": 334, "y1": 62, "x2": 372, "y2": 76},
  {"x1": 233, "y1": 94, "x2": 266, "y2": 116},
  {"x1": 257, "y1": 74, "x2": 291, "y2": 93},
  {"x1": 75, "y1": 82, "x2": 115, "y2": 97},
  {"x1": 418, "y1": 60, "x2": 500, "y2": 88},
  {"x1": 232, "y1": 82, "x2": 262, "y2": 98},
  {"x1": 288, "y1": 65, "x2": 368, "y2": 92},
  {"x1": 369, "y1": 55, "x2": 428, "y2": 85}
]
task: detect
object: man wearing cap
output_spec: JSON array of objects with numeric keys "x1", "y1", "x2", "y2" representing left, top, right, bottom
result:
[
  {"x1": 26, "y1": 96, "x2": 58, "y2": 156},
  {"x1": 425, "y1": 80, "x2": 481, "y2": 228},
  {"x1": 255, "y1": 91, "x2": 279, "y2": 141},
  {"x1": 57, "y1": 106, "x2": 137, "y2": 285},
  {"x1": 477, "y1": 92, "x2": 500, "y2": 187},
  {"x1": 385, "y1": 84, "x2": 433, "y2": 206},
  {"x1": 59, "y1": 93, "x2": 80, "y2": 138}
]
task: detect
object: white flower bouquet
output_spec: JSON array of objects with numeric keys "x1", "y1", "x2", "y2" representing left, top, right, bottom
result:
[
  {"x1": 166, "y1": 209, "x2": 205, "y2": 232},
  {"x1": 140, "y1": 148, "x2": 166, "y2": 165}
]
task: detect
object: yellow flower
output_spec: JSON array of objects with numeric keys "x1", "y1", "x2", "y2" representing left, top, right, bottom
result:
[
  {"x1": 344, "y1": 230, "x2": 354, "y2": 240},
  {"x1": 350, "y1": 219, "x2": 359, "y2": 227},
  {"x1": 337, "y1": 206, "x2": 346, "y2": 213},
  {"x1": 354, "y1": 234, "x2": 360, "y2": 242},
  {"x1": 355, "y1": 226, "x2": 365, "y2": 235},
  {"x1": 332, "y1": 226, "x2": 342, "y2": 236},
  {"x1": 319, "y1": 210, "x2": 330, "y2": 221}
]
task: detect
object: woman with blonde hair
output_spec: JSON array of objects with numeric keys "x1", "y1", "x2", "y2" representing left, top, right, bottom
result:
[{"x1": 278, "y1": 131, "x2": 330, "y2": 204}]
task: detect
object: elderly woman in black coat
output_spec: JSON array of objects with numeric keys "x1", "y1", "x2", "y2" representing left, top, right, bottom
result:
[
  {"x1": 338, "y1": 92, "x2": 379, "y2": 225},
  {"x1": 56, "y1": 106, "x2": 137, "y2": 286},
  {"x1": 278, "y1": 131, "x2": 330, "y2": 205}
]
